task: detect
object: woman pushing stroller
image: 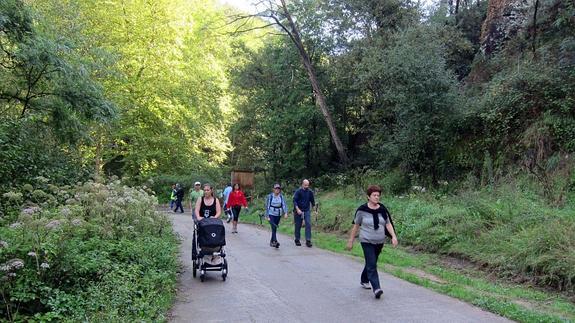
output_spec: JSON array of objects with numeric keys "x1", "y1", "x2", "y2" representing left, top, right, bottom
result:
[
  {"x1": 265, "y1": 183, "x2": 288, "y2": 248},
  {"x1": 194, "y1": 184, "x2": 221, "y2": 220},
  {"x1": 192, "y1": 183, "x2": 228, "y2": 281}
]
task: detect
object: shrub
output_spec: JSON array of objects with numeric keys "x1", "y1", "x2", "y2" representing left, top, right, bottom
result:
[{"x1": 0, "y1": 181, "x2": 178, "y2": 321}]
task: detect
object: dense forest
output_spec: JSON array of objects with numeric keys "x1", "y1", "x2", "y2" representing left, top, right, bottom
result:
[
  {"x1": 2, "y1": 0, "x2": 574, "y2": 196},
  {"x1": 1, "y1": 0, "x2": 575, "y2": 320},
  {"x1": 230, "y1": 0, "x2": 575, "y2": 199}
]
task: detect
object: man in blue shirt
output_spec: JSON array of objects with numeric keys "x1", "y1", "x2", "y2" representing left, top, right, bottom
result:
[
  {"x1": 222, "y1": 183, "x2": 233, "y2": 223},
  {"x1": 293, "y1": 179, "x2": 315, "y2": 247}
]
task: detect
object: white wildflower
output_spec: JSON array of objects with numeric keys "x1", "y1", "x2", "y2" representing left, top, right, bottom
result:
[
  {"x1": 60, "y1": 207, "x2": 71, "y2": 217},
  {"x1": 34, "y1": 176, "x2": 49, "y2": 183},
  {"x1": 7, "y1": 259, "x2": 24, "y2": 270},
  {"x1": 9, "y1": 222, "x2": 22, "y2": 229},
  {"x1": 65, "y1": 198, "x2": 77, "y2": 205},
  {"x1": 40, "y1": 262, "x2": 50, "y2": 269},
  {"x1": 71, "y1": 219, "x2": 83, "y2": 226},
  {"x1": 411, "y1": 186, "x2": 426, "y2": 193},
  {"x1": 27, "y1": 251, "x2": 37, "y2": 257},
  {"x1": 0, "y1": 241, "x2": 8, "y2": 249},
  {"x1": 45, "y1": 220, "x2": 61, "y2": 230},
  {"x1": 21, "y1": 206, "x2": 41, "y2": 215}
]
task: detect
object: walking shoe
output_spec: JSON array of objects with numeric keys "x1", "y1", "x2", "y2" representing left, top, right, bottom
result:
[
  {"x1": 270, "y1": 241, "x2": 275, "y2": 247},
  {"x1": 306, "y1": 240, "x2": 312, "y2": 247},
  {"x1": 374, "y1": 289, "x2": 383, "y2": 299},
  {"x1": 295, "y1": 240, "x2": 301, "y2": 246},
  {"x1": 275, "y1": 241, "x2": 280, "y2": 248},
  {"x1": 360, "y1": 282, "x2": 371, "y2": 289}
]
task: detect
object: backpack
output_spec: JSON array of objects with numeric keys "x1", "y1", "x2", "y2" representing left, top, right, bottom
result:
[{"x1": 267, "y1": 193, "x2": 284, "y2": 215}]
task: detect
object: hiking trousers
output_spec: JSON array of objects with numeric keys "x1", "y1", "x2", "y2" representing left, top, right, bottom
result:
[
  {"x1": 294, "y1": 210, "x2": 311, "y2": 241},
  {"x1": 360, "y1": 242, "x2": 384, "y2": 291}
]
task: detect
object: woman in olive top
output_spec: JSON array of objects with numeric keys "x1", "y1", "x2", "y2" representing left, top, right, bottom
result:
[
  {"x1": 194, "y1": 184, "x2": 221, "y2": 220},
  {"x1": 346, "y1": 185, "x2": 398, "y2": 299}
]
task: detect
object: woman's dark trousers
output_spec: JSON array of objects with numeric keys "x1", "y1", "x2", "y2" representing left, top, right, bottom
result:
[
  {"x1": 269, "y1": 215, "x2": 281, "y2": 242},
  {"x1": 360, "y1": 242, "x2": 384, "y2": 290}
]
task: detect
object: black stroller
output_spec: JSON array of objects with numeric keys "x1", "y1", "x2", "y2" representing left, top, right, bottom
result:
[{"x1": 191, "y1": 217, "x2": 228, "y2": 282}]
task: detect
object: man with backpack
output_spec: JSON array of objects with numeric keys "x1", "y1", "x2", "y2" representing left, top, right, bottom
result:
[{"x1": 265, "y1": 183, "x2": 288, "y2": 248}]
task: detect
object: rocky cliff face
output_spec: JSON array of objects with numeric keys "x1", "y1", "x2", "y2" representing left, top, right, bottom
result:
[{"x1": 480, "y1": 0, "x2": 534, "y2": 55}]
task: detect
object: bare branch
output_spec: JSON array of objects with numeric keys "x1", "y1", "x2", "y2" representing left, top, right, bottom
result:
[{"x1": 232, "y1": 23, "x2": 278, "y2": 35}]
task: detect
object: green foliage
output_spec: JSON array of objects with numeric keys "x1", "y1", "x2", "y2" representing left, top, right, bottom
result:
[
  {"x1": 63, "y1": 0, "x2": 257, "y2": 179},
  {"x1": 0, "y1": 181, "x2": 178, "y2": 321},
  {"x1": 359, "y1": 25, "x2": 461, "y2": 182},
  {"x1": 231, "y1": 38, "x2": 331, "y2": 178},
  {"x1": 477, "y1": 61, "x2": 575, "y2": 152},
  {"x1": 0, "y1": 119, "x2": 91, "y2": 193},
  {"x1": 0, "y1": 0, "x2": 115, "y2": 137}
]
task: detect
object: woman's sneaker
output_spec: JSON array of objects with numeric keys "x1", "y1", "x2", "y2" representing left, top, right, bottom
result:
[
  {"x1": 374, "y1": 289, "x2": 383, "y2": 299},
  {"x1": 275, "y1": 241, "x2": 280, "y2": 248},
  {"x1": 360, "y1": 282, "x2": 371, "y2": 289}
]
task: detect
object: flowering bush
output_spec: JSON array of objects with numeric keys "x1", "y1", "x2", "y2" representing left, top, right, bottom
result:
[{"x1": 0, "y1": 181, "x2": 178, "y2": 321}]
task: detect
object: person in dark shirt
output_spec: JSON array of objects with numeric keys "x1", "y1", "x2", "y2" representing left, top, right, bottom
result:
[
  {"x1": 293, "y1": 179, "x2": 315, "y2": 247},
  {"x1": 174, "y1": 183, "x2": 185, "y2": 213}
]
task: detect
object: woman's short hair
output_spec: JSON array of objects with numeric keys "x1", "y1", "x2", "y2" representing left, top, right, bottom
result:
[{"x1": 366, "y1": 185, "x2": 382, "y2": 196}]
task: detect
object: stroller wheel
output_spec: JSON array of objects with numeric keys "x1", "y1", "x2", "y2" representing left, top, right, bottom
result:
[
  {"x1": 200, "y1": 270, "x2": 206, "y2": 282},
  {"x1": 222, "y1": 273, "x2": 227, "y2": 281}
]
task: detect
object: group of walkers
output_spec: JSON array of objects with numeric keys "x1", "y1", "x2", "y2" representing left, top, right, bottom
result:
[
  {"x1": 169, "y1": 179, "x2": 319, "y2": 246},
  {"x1": 170, "y1": 181, "x2": 249, "y2": 234},
  {"x1": 169, "y1": 179, "x2": 399, "y2": 299}
]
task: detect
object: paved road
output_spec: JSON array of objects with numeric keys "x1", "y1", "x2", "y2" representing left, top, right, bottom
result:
[{"x1": 168, "y1": 212, "x2": 512, "y2": 323}]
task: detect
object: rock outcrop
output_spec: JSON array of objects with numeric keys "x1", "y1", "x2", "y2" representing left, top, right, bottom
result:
[{"x1": 480, "y1": 0, "x2": 534, "y2": 55}]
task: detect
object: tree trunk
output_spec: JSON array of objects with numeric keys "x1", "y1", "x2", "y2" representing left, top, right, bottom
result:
[
  {"x1": 532, "y1": 0, "x2": 539, "y2": 56},
  {"x1": 94, "y1": 133, "x2": 103, "y2": 182},
  {"x1": 279, "y1": 0, "x2": 349, "y2": 166}
]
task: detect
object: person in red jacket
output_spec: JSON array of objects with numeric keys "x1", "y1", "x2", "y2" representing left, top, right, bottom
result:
[{"x1": 225, "y1": 183, "x2": 248, "y2": 233}]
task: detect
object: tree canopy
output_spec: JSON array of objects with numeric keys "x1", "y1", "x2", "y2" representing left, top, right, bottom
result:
[{"x1": 1, "y1": 0, "x2": 574, "y2": 197}]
